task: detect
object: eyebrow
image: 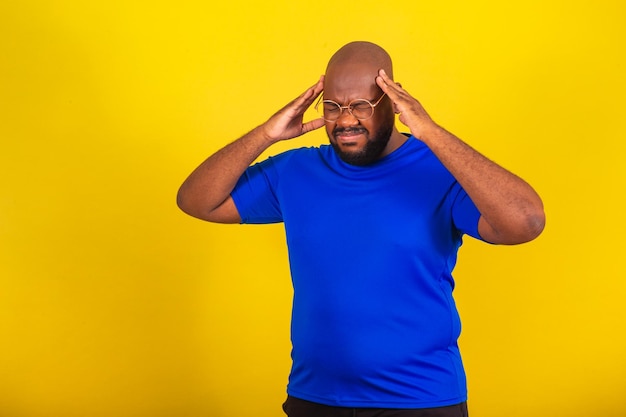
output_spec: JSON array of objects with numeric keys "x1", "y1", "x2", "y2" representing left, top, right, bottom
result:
[{"x1": 323, "y1": 93, "x2": 385, "y2": 105}]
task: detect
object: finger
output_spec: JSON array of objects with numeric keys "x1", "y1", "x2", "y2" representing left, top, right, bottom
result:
[
  {"x1": 376, "y1": 69, "x2": 397, "y2": 90},
  {"x1": 376, "y1": 70, "x2": 403, "y2": 99},
  {"x1": 301, "y1": 117, "x2": 325, "y2": 134},
  {"x1": 302, "y1": 76, "x2": 325, "y2": 101},
  {"x1": 377, "y1": 68, "x2": 392, "y2": 83},
  {"x1": 292, "y1": 76, "x2": 324, "y2": 112}
]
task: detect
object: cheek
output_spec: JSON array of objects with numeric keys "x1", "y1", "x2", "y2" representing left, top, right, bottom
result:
[
  {"x1": 324, "y1": 123, "x2": 336, "y2": 140},
  {"x1": 372, "y1": 109, "x2": 395, "y2": 131},
  {"x1": 359, "y1": 119, "x2": 376, "y2": 134},
  {"x1": 377, "y1": 101, "x2": 396, "y2": 121}
]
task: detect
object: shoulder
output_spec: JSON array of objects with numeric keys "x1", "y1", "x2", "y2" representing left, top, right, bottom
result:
[
  {"x1": 267, "y1": 145, "x2": 324, "y2": 160},
  {"x1": 387, "y1": 135, "x2": 445, "y2": 170},
  {"x1": 259, "y1": 145, "x2": 330, "y2": 170}
]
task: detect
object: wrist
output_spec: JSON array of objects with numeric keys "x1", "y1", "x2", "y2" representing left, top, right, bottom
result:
[
  {"x1": 253, "y1": 125, "x2": 281, "y2": 146},
  {"x1": 410, "y1": 120, "x2": 441, "y2": 142}
]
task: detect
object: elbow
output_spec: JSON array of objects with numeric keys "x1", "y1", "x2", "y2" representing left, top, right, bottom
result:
[
  {"x1": 510, "y1": 208, "x2": 546, "y2": 244},
  {"x1": 523, "y1": 210, "x2": 546, "y2": 242},
  {"x1": 483, "y1": 207, "x2": 546, "y2": 245},
  {"x1": 176, "y1": 185, "x2": 197, "y2": 217},
  {"x1": 176, "y1": 185, "x2": 239, "y2": 223}
]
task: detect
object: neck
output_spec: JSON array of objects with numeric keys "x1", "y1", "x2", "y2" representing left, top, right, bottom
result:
[{"x1": 380, "y1": 128, "x2": 409, "y2": 158}]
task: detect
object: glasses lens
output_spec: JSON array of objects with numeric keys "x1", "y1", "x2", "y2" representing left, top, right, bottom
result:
[
  {"x1": 350, "y1": 100, "x2": 374, "y2": 120},
  {"x1": 320, "y1": 101, "x2": 341, "y2": 121}
]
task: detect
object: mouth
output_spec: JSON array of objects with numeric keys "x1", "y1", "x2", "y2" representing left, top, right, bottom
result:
[{"x1": 334, "y1": 128, "x2": 367, "y2": 144}]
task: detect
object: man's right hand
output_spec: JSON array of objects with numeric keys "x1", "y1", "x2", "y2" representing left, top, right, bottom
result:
[
  {"x1": 177, "y1": 76, "x2": 326, "y2": 223},
  {"x1": 257, "y1": 76, "x2": 326, "y2": 143}
]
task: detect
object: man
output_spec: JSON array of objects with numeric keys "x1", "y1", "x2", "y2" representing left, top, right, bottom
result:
[{"x1": 177, "y1": 41, "x2": 545, "y2": 417}]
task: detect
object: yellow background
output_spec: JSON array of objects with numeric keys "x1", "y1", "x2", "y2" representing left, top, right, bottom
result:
[{"x1": 1, "y1": 0, "x2": 625, "y2": 416}]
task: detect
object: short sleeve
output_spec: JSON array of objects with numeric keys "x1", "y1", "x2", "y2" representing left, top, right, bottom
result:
[
  {"x1": 449, "y1": 182, "x2": 486, "y2": 242},
  {"x1": 231, "y1": 156, "x2": 284, "y2": 224}
]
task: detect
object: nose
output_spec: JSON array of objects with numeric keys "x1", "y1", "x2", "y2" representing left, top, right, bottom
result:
[{"x1": 335, "y1": 107, "x2": 360, "y2": 128}]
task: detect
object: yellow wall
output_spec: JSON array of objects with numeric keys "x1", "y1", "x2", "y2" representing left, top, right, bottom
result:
[{"x1": 1, "y1": 1, "x2": 625, "y2": 416}]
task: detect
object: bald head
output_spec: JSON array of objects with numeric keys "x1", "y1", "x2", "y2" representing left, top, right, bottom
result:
[
  {"x1": 323, "y1": 41, "x2": 393, "y2": 104},
  {"x1": 326, "y1": 41, "x2": 393, "y2": 80}
]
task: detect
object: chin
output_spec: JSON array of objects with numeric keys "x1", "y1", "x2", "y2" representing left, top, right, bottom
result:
[
  {"x1": 329, "y1": 117, "x2": 395, "y2": 166},
  {"x1": 332, "y1": 143, "x2": 385, "y2": 166}
]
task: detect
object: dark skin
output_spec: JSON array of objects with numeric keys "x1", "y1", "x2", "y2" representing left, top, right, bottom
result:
[
  {"x1": 177, "y1": 41, "x2": 545, "y2": 244},
  {"x1": 321, "y1": 56, "x2": 407, "y2": 165}
]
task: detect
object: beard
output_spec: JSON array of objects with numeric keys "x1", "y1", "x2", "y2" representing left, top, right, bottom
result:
[{"x1": 330, "y1": 119, "x2": 394, "y2": 166}]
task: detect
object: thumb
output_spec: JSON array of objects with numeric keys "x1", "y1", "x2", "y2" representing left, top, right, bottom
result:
[{"x1": 302, "y1": 117, "x2": 325, "y2": 134}]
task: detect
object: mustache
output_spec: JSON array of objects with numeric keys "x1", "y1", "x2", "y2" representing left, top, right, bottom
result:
[{"x1": 333, "y1": 127, "x2": 368, "y2": 137}]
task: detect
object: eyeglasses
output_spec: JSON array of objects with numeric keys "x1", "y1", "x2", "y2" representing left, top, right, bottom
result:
[{"x1": 315, "y1": 93, "x2": 386, "y2": 122}]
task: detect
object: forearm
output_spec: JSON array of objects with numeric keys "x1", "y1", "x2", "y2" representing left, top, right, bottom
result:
[
  {"x1": 177, "y1": 77, "x2": 325, "y2": 222},
  {"x1": 375, "y1": 69, "x2": 544, "y2": 243},
  {"x1": 176, "y1": 126, "x2": 275, "y2": 220},
  {"x1": 419, "y1": 124, "x2": 545, "y2": 244}
]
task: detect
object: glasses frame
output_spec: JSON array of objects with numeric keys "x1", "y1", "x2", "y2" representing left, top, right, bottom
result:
[{"x1": 315, "y1": 93, "x2": 387, "y2": 122}]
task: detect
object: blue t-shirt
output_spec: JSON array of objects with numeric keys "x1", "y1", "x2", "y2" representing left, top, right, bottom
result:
[{"x1": 231, "y1": 136, "x2": 483, "y2": 408}]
